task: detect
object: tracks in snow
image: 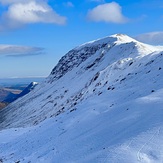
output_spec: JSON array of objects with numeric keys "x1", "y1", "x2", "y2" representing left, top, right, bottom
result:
[{"x1": 137, "y1": 127, "x2": 161, "y2": 162}]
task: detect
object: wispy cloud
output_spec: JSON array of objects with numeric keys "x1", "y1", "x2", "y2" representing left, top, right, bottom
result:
[
  {"x1": 0, "y1": 0, "x2": 67, "y2": 30},
  {"x1": 135, "y1": 32, "x2": 163, "y2": 45},
  {"x1": 0, "y1": 0, "x2": 26, "y2": 5},
  {"x1": 0, "y1": 44, "x2": 45, "y2": 57},
  {"x1": 89, "y1": 0, "x2": 105, "y2": 3},
  {"x1": 87, "y1": 2, "x2": 128, "y2": 23},
  {"x1": 63, "y1": 1, "x2": 74, "y2": 8}
]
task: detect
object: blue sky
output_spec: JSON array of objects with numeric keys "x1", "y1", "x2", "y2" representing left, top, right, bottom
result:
[{"x1": 0, "y1": 0, "x2": 163, "y2": 78}]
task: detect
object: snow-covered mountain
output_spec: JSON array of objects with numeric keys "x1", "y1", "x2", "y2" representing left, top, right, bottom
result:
[{"x1": 1, "y1": 34, "x2": 163, "y2": 162}]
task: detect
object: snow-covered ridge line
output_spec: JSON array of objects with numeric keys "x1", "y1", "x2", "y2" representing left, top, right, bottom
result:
[
  {"x1": 49, "y1": 34, "x2": 160, "y2": 82},
  {"x1": 75, "y1": 34, "x2": 137, "y2": 49}
]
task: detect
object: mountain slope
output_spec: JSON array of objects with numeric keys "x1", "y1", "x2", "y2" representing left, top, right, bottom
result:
[{"x1": 0, "y1": 34, "x2": 163, "y2": 162}]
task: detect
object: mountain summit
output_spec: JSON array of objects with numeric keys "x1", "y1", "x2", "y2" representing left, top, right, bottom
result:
[
  {"x1": 0, "y1": 34, "x2": 163, "y2": 162},
  {"x1": 48, "y1": 34, "x2": 157, "y2": 82}
]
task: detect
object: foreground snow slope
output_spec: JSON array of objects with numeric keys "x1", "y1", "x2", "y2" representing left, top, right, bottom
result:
[{"x1": 0, "y1": 34, "x2": 163, "y2": 162}]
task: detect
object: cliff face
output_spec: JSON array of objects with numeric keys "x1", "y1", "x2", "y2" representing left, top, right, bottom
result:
[{"x1": 0, "y1": 34, "x2": 163, "y2": 162}]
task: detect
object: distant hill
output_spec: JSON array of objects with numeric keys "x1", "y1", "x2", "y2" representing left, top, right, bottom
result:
[
  {"x1": 0, "y1": 88, "x2": 15, "y2": 101},
  {"x1": 3, "y1": 82, "x2": 38, "y2": 103},
  {"x1": 0, "y1": 77, "x2": 44, "y2": 109}
]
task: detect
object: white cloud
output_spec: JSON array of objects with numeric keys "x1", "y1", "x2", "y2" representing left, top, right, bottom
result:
[
  {"x1": 135, "y1": 32, "x2": 163, "y2": 45},
  {"x1": 0, "y1": 44, "x2": 44, "y2": 57},
  {"x1": 0, "y1": 0, "x2": 67, "y2": 30},
  {"x1": 87, "y1": 2, "x2": 128, "y2": 23}
]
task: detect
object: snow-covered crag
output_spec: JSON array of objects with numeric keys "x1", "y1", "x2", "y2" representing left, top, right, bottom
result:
[{"x1": 1, "y1": 34, "x2": 163, "y2": 162}]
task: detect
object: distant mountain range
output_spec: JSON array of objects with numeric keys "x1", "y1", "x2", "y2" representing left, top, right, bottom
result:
[
  {"x1": 1, "y1": 34, "x2": 163, "y2": 162},
  {"x1": 0, "y1": 77, "x2": 44, "y2": 88}
]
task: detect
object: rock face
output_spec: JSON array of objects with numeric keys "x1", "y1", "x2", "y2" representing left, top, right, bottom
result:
[
  {"x1": 50, "y1": 43, "x2": 108, "y2": 81},
  {"x1": 0, "y1": 102, "x2": 7, "y2": 109},
  {"x1": 1, "y1": 34, "x2": 163, "y2": 162}
]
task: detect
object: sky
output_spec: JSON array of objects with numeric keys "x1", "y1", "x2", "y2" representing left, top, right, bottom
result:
[{"x1": 0, "y1": 0, "x2": 163, "y2": 78}]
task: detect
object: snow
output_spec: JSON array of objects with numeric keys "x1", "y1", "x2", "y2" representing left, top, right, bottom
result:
[
  {"x1": 31, "y1": 82, "x2": 38, "y2": 85},
  {"x1": 0, "y1": 34, "x2": 163, "y2": 162}
]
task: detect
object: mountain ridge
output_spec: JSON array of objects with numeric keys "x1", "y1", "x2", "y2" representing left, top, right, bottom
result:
[{"x1": 48, "y1": 34, "x2": 159, "y2": 82}]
